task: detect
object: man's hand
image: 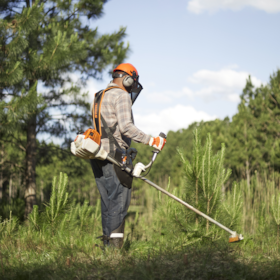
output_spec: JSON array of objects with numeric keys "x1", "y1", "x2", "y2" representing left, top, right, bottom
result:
[
  {"x1": 127, "y1": 148, "x2": 137, "y2": 161},
  {"x1": 149, "y1": 136, "x2": 166, "y2": 151}
]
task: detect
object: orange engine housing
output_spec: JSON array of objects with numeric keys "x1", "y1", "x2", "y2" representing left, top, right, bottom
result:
[{"x1": 83, "y1": 129, "x2": 101, "y2": 145}]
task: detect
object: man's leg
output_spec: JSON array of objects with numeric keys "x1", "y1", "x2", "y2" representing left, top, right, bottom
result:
[
  {"x1": 90, "y1": 159, "x2": 131, "y2": 248},
  {"x1": 100, "y1": 161, "x2": 131, "y2": 248},
  {"x1": 90, "y1": 159, "x2": 110, "y2": 245}
]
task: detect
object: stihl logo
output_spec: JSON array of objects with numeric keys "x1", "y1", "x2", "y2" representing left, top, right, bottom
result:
[{"x1": 94, "y1": 104, "x2": 98, "y2": 118}]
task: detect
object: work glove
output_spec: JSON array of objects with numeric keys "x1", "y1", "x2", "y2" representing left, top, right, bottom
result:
[{"x1": 149, "y1": 136, "x2": 166, "y2": 151}]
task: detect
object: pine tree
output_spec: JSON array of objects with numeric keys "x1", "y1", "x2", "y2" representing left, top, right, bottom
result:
[
  {"x1": 178, "y1": 129, "x2": 231, "y2": 234},
  {"x1": 179, "y1": 129, "x2": 204, "y2": 226},
  {"x1": 0, "y1": 0, "x2": 129, "y2": 217},
  {"x1": 228, "y1": 77, "x2": 259, "y2": 185},
  {"x1": 255, "y1": 71, "x2": 280, "y2": 171},
  {"x1": 229, "y1": 71, "x2": 280, "y2": 182}
]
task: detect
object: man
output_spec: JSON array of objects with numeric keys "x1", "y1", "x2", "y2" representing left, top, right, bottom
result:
[{"x1": 90, "y1": 63, "x2": 166, "y2": 249}]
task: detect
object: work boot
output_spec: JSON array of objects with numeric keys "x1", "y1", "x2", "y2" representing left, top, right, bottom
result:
[
  {"x1": 109, "y1": 237, "x2": 123, "y2": 249},
  {"x1": 109, "y1": 219, "x2": 125, "y2": 249},
  {"x1": 95, "y1": 235, "x2": 110, "y2": 250}
]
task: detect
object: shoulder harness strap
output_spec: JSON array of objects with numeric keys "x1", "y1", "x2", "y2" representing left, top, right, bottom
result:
[{"x1": 93, "y1": 86, "x2": 122, "y2": 156}]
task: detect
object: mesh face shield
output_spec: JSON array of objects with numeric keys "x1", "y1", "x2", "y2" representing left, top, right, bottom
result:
[
  {"x1": 131, "y1": 80, "x2": 143, "y2": 105},
  {"x1": 130, "y1": 71, "x2": 143, "y2": 105}
]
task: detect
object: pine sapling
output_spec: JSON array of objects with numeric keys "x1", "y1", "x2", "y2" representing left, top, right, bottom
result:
[
  {"x1": 0, "y1": 211, "x2": 18, "y2": 238},
  {"x1": 28, "y1": 205, "x2": 39, "y2": 231},
  {"x1": 223, "y1": 182, "x2": 243, "y2": 229},
  {"x1": 45, "y1": 172, "x2": 69, "y2": 234},
  {"x1": 178, "y1": 129, "x2": 204, "y2": 227},
  {"x1": 78, "y1": 201, "x2": 92, "y2": 231},
  {"x1": 200, "y1": 134, "x2": 231, "y2": 234},
  {"x1": 193, "y1": 130, "x2": 203, "y2": 226}
]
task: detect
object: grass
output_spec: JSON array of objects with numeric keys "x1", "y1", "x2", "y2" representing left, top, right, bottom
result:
[
  {"x1": 1, "y1": 172, "x2": 280, "y2": 279},
  {"x1": 1, "y1": 236, "x2": 280, "y2": 280},
  {"x1": 2, "y1": 131, "x2": 280, "y2": 279}
]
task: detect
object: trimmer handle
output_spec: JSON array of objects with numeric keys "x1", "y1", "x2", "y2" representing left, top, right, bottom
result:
[
  {"x1": 132, "y1": 132, "x2": 167, "y2": 176},
  {"x1": 159, "y1": 132, "x2": 167, "y2": 139},
  {"x1": 152, "y1": 132, "x2": 167, "y2": 158}
]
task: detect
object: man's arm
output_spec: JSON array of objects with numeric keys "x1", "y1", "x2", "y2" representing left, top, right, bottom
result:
[{"x1": 115, "y1": 91, "x2": 151, "y2": 144}]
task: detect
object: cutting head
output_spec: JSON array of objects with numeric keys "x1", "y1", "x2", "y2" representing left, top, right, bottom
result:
[{"x1": 229, "y1": 232, "x2": 244, "y2": 243}]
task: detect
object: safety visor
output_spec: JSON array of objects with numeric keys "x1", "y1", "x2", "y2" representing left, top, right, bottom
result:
[
  {"x1": 131, "y1": 81, "x2": 143, "y2": 105},
  {"x1": 130, "y1": 72, "x2": 143, "y2": 105}
]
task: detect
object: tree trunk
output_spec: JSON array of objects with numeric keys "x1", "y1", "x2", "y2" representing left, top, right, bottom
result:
[
  {"x1": 24, "y1": 0, "x2": 38, "y2": 218},
  {"x1": 0, "y1": 147, "x2": 3, "y2": 201},
  {"x1": 40, "y1": 180, "x2": 44, "y2": 203},
  {"x1": 0, "y1": 169, "x2": 3, "y2": 202},
  {"x1": 9, "y1": 174, "x2": 12, "y2": 203},
  {"x1": 24, "y1": 112, "x2": 37, "y2": 218},
  {"x1": 18, "y1": 173, "x2": 21, "y2": 198}
]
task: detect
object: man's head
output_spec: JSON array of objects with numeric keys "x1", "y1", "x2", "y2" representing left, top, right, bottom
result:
[{"x1": 112, "y1": 63, "x2": 143, "y2": 104}]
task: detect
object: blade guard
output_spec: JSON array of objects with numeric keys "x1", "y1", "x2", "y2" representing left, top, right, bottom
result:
[
  {"x1": 71, "y1": 129, "x2": 108, "y2": 160},
  {"x1": 229, "y1": 232, "x2": 244, "y2": 243}
]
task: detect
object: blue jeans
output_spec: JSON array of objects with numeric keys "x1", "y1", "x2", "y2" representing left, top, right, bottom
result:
[{"x1": 90, "y1": 159, "x2": 131, "y2": 237}]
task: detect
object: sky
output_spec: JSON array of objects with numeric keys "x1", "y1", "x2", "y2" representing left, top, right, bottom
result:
[{"x1": 42, "y1": 0, "x2": 280, "y2": 140}]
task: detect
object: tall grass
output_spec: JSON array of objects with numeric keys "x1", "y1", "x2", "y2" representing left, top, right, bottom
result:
[
  {"x1": 240, "y1": 172, "x2": 280, "y2": 234},
  {"x1": 1, "y1": 135, "x2": 280, "y2": 279}
]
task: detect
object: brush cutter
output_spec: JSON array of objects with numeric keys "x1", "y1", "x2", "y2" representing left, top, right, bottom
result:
[{"x1": 71, "y1": 130, "x2": 243, "y2": 243}]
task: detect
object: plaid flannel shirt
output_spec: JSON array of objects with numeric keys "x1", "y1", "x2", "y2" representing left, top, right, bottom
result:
[{"x1": 92, "y1": 82, "x2": 151, "y2": 154}]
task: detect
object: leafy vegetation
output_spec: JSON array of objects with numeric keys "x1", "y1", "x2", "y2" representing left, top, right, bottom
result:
[{"x1": 1, "y1": 128, "x2": 280, "y2": 279}]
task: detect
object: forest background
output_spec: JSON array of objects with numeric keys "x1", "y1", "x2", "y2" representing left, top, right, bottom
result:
[{"x1": 1, "y1": 0, "x2": 280, "y2": 279}]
